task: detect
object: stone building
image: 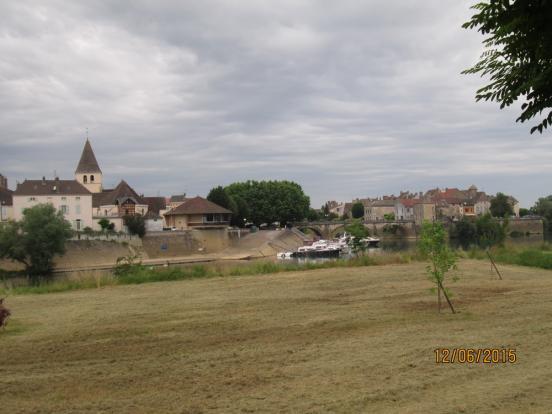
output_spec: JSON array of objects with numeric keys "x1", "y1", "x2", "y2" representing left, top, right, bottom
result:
[{"x1": 13, "y1": 177, "x2": 93, "y2": 231}]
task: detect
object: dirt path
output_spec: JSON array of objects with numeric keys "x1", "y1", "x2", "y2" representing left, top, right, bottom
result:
[{"x1": 2, "y1": 260, "x2": 551, "y2": 413}]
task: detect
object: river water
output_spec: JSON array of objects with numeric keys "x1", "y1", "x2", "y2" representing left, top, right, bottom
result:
[{"x1": 277, "y1": 234, "x2": 549, "y2": 265}]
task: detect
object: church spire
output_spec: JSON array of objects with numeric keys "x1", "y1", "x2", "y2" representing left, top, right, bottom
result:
[{"x1": 75, "y1": 139, "x2": 102, "y2": 174}]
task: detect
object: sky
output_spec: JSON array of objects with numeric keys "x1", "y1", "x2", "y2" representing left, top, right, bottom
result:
[{"x1": 1, "y1": 1, "x2": 550, "y2": 208}]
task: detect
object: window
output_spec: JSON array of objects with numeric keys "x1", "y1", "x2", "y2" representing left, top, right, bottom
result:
[
  {"x1": 90, "y1": 175, "x2": 94, "y2": 182},
  {"x1": 75, "y1": 205, "x2": 81, "y2": 215},
  {"x1": 61, "y1": 197, "x2": 67, "y2": 201},
  {"x1": 76, "y1": 219, "x2": 81, "y2": 231},
  {"x1": 76, "y1": 197, "x2": 80, "y2": 200},
  {"x1": 83, "y1": 175, "x2": 87, "y2": 183},
  {"x1": 28, "y1": 197, "x2": 36, "y2": 202},
  {"x1": 60, "y1": 205, "x2": 68, "y2": 214}
]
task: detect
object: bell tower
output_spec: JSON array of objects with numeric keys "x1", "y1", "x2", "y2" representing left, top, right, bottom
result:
[{"x1": 75, "y1": 139, "x2": 103, "y2": 193}]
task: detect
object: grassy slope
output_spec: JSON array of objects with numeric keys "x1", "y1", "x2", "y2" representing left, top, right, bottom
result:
[{"x1": 2, "y1": 260, "x2": 552, "y2": 413}]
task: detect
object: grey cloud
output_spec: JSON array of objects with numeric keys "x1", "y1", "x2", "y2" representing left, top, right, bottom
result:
[{"x1": 0, "y1": 0, "x2": 550, "y2": 209}]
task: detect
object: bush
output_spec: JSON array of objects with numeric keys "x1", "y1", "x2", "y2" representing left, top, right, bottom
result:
[{"x1": 123, "y1": 215, "x2": 146, "y2": 238}]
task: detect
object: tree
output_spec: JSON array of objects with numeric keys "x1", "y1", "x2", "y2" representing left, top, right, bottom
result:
[
  {"x1": 383, "y1": 212, "x2": 395, "y2": 221},
  {"x1": 123, "y1": 215, "x2": 146, "y2": 238},
  {"x1": 0, "y1": 204, "x2": 72, "y2": 281},
  {"x1": 490, "y1": 192, "x2": 514, "y2": 217},
  {"x1": 476, "y1": 213, "x2": 506, "y2": 247},
  {"x1": 98, "y1": 218, "x2": 112, "y2": 232},
  {"x1": 306, "y1": 208, "x2": 320, "y2": 222},
  {"x1": 344, "y1": 221, "x2": 370, "y2": 253},
  {"x1": 462, "y1": 1, "x2": 552, "y2": 133},
  {"x1": 351, "y1": 202, "x2": 364, "y2": 219},
  {"x1": 419, "y1": 222, "x2": 458, "y2": 314},
  {"x1": 531, "y1": 195, "x2": 552, "y2": 233},
  {"x1": 207, "y1": 186, "x2": 237, "y2": 213},
  {"x1": 225, "y1": 180, "x2": 310, "y2": 226},
  {"x1": 519, "y1": 207, "x2": 530, "y2": 217}
]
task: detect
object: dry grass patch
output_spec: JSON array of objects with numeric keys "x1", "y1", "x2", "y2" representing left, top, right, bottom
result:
[{"x1": 2, "y1": 260, "x2": 552, "y2": 413}]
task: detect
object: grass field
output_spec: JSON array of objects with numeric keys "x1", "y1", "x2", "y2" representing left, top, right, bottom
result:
[{"x1": 2, "y1": 259, "x2": 552, "y2": 413}]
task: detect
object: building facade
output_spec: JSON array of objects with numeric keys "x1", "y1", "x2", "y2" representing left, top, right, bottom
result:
[{"x1": 13, "y1": 178, "x2": 93, "y2": 230}]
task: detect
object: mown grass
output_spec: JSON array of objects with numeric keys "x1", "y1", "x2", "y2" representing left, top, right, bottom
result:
[
  {"x1": 1, "y1": 252, "x2": 424, "y2": 296},
  {"x1": 3, "y1": 243, "x2": 552, "y2": 296}
]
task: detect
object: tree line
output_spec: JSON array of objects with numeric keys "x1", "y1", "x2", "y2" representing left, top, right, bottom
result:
[{"x1": 207, "y1": 180, "x2": 310, "y2": 227}]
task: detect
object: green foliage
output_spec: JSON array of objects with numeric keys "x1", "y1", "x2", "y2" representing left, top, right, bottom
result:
[
  {"x1": 490, "y1": 192, "x2": 514, "y2": 218},
  {"x1": 462, "y1": 1, "x2": 552, "y2": 133},
  {"x1": 207, "y1": 186, "x2": 237, "y2": 213},
  {"x1": 98, "y1": 218, "x2": 111, "y2": 231},
  {"x1": 306, "y1": 208, "x2": 320, "y2": 222},
  {"x1": 476, "y1": 213, "x2": 506, "y2": 247},
  {"x1": 351, "y1": 202, "x2": 364, "y2": 219},
  {"x1": 0, "y1": 204, "x2": 72, "y2": 281},
  {"x1": 83, "y1": 226, "x2": 94, "y2": 236},
  {"x1": 113, "y1": 254, "x2": 143, "y2": 277},
  {"x1": 327, "y1": 212, "x2": 339, "y2": 221},
  {"x1": 344, "y1": 221, "x2": 369, "y2": 253},
  {"x1": 225, "y1": 180, "x2": 310, "y2": 226},
  {"x1": 531, "y1": 195, "x2": 552, "y2": 233},
  {"x1": 451, "y1": 214, "x2": 505, "y2": 248},
  {"x1": 383, "y1": 213, "x2": 395, "y2": 221},
  {"x1": 519, "y1": 207, "x2": 530, "y2": 217},
  {"x1": 419, "y1": 222, "x2": 457, "y2": 312},
  {"x1": 382, "y1": 224, "x2": 404, "y2": 235},
  {"x1": 123, "y1": 215, "x2": 146, "y2": 237}
]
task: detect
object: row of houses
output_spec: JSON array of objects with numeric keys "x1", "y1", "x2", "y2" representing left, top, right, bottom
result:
[
  {"x1": 327, "y1": 185, "x2": 520, "y2": 225},
  {"x1": 0, "y1": 140, "x2": 232, "y2": 233}
]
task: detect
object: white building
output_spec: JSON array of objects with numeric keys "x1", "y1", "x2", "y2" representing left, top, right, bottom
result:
[{"x1": 13, "y1": 178, "x2": 93, "y2": 231}]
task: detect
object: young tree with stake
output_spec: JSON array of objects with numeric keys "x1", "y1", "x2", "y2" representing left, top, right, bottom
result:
[{"x1": 419, "y1": 222, "x2": 458, "y2": 314}]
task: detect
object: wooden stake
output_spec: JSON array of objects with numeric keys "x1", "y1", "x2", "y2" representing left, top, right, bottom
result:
[
  {"x1": 486, "y1": 249, "x2": 503, "y2": 280},
  {"x1": 437, "y1": 279, "x2": 456, "y2": 314}
]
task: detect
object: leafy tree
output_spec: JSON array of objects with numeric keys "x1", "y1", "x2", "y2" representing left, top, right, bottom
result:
[
  {"x1": 98, "y1": 218, "x2": 111, "y2": 232},
  {"x1": 531, "y1": 195, "x2": 552, "y2": 233},
  {"x1": 123, "y1": 215, "x2": 146, "y2": 238},
  {"x1": 231, "y1": 195, "x2": 250, "y2": 227},
  {"x1": 462, "y1": 1, "x2": 552, "y2": 133},
  {"x1": 207, "y1": 186, "x2": 237, "y2": 213},
  {"x1": 383, "y1": 212, "x2": 395, "y2": 221},
  {"x1": 344, "y1": 221, "x2": 369, "y2": 253},
  {"x1": 519, "y1": 207, "x2": 530, "y2": 217},
  {"x1": 327, "y1": 212, "x2": 339, "y2": 221},
  {"x1": 306, "y1": 208, "x2": 320, "y2": 222},
  {"x1": 476, "y1": 213, "x2": 506, "y2": 247},
  {"x1": 490, "y1": 192, "x2": 514, "y2": 218},
  {"x1": 419, "y1": 222, "x2": 458, "y2": 313},
  {"x1": 225, "y1": 180, "x2": 310, "y2": 226},
  {"x1": 451, "y1": 217, "x2": 478, "y2": 248},
  {"x1": 351, "y1": 202, "x2": 364, "y2": 219},
  {"x1": 0, "y1": 204, "x2": 72, "y2": 281}
]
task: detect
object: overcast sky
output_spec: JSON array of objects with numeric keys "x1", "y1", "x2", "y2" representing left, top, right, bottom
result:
[{"x1": 1, "y1": 1, "x2": 550, "y2": 208}]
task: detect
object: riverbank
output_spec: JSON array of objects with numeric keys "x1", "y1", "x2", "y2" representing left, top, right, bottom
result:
[{"x1": 2, "y1": 260, "x2": 552, "y2": 413}]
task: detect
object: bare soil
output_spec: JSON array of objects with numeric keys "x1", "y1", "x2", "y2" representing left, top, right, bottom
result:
[{"x1": 2, "y1": 260, "x2": 552, "y2": 413}]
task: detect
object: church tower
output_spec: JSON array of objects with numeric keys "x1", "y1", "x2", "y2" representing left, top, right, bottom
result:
[{"x1": 75, "y1": 139, "x2": 103, "y2": 193}]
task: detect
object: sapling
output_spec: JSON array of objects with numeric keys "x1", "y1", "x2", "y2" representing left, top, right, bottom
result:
[{"x1": 419, "y1": 222, "x2": 458, "y2": 313}]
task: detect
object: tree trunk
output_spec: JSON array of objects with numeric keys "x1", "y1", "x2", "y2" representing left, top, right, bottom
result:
[{"x1": 437, "y1": 284, "x2": 442, "y2": 313}]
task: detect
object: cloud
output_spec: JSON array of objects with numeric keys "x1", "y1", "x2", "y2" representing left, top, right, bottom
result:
[{"x1": 0, "y1": 0, "x2": 550, "y2": 208}]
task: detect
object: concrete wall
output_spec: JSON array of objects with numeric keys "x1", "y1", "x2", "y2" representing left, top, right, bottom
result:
[{"x1": 141, "y1": 229, "x2": 236, "y2": 258}]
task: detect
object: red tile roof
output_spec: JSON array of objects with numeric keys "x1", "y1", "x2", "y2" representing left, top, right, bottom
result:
[
  {"x1": 164, "y1": 196, "x2": 232, "y2": 215},
  {"x1": 14, "y1": 179, "x2": 91, "y2": 196}
]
